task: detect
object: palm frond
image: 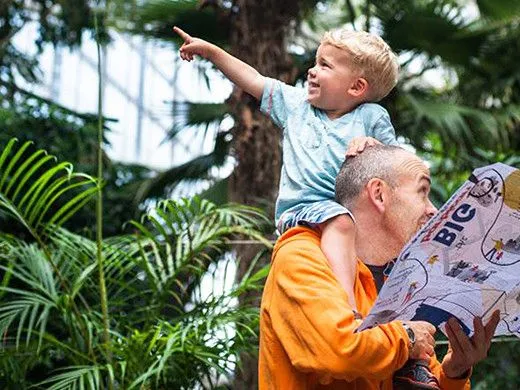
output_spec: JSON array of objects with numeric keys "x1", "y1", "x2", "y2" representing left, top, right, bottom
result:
[
  {"x1": 0, "y1": 244, "x2": 58, "y2": 352},
  {"x1": 375, "y1": 0, "x2": 484, "y2": 66},
  {"x1": 35, "y1": 365, "x2": 103, "y2": 390},
  {"x1": 129, "y1": 197, "x2": 269, "y2": 298},
  {"x1": 0, "y1": 139, "x2": 98, "y2": 238},
  {"x1": 476, "y1": 0, "x2": 520, "y2": 21},
  {"x1": 126, "y1": 297, "x2": 260, "y2": 389},
  {"x1": 166, "y1": 101, "x2": 229, "y2": 141},
  {"x1": 121, "y1": 0, "x2": 230, "y2": 46},
  {"x1": 44, "y1": 228, "x2": 152, "y2": 324},
  {"x1": 0, "y1": 160, "x2": 271, "y2": 387},
  {"x1": 198, "y1": 176, "x2": 229, "y2": 206},
  {"x1": 401, "y1": 93, "x2": 499, "y2": 150},
  {"x1": 134, "y1": 132, "x2": 231, "y2": 203}
]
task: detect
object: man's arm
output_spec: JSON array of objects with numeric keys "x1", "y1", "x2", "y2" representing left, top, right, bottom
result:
[
  {"x1": 268, "y1": 232, "x2": 433, "y2": 382},
  {"x1": 173, "y1": 27, "x2": 265, "y2": 100}
]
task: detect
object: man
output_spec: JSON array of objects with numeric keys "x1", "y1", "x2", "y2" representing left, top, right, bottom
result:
[{"x1": 259, "y1": 145, "x2": 500, "y2": 389}]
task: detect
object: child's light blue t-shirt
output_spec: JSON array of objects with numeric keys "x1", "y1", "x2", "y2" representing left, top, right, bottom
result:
[{"x1": 260, "y1": 77, "x2": 399, "y2": 226}]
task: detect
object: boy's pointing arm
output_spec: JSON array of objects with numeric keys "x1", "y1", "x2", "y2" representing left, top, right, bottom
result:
[{"x1": 173, "y1": 26, "x2": 265, "y2": 100}]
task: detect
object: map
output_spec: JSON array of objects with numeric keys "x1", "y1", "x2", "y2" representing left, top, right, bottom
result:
[{"x1": 358, "y1": 163, "x2": 520, "y2": 337}]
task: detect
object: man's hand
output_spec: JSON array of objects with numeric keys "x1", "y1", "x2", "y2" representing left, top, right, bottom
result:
[
  {"x1": 405, "y1": 321, "x2": 437, "y2": 360},
  {"x1": 441, "y1": 310, "x2": 500, "y2": 379},
  {"x1": 346, "y1": 136, "x2": 381, "y2": 157},
  {"x1": 173, "y1": 26, "x2": 214, "y2": 61}
]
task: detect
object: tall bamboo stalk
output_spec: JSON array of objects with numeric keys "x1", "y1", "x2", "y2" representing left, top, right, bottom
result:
[{"x1": 94, "y1": 6, "x2": 113, "y2": 387}]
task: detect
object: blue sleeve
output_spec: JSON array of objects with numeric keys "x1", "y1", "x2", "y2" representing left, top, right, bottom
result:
[
  {"x1": 260, "y1": 77, "x2": 307, "y2": 130},
  {"x1": 364, "y1": 104, "x2": 399, "y2": 146}
]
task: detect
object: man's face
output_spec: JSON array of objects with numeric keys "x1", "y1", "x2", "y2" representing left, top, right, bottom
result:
[{"x1": 384, "y1": 155, "x2": 437, "y2": 248}]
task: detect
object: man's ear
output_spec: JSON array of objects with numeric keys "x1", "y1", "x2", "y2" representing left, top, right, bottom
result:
[
  {"x1": 347, "y1": 77, "x2": 368, "y2": 98},
  {"x1": 366, "y1": 178, "x2": 389, "y2": 213}
]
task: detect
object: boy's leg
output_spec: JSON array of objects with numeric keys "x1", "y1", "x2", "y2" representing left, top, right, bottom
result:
[{"x1": 319, "y1": 214, "x2": 358, "y2": 310}]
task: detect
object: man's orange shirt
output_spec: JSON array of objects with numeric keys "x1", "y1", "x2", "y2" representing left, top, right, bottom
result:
[{"x1": 259, "y1": 226, "x2": 470, "y2": 389}]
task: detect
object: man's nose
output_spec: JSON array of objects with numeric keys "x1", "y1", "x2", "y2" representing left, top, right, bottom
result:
[
  {"x1": 308, "y1": 67, "x2": 317, "y2": 77},
  {"x1": 426, "y1": 198, "x2": 437, "y2": 218}
]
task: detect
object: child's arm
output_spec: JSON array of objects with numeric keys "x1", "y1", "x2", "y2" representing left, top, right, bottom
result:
[{"x1": 173, "y1": 26, "x2": 265, "y2": 100}]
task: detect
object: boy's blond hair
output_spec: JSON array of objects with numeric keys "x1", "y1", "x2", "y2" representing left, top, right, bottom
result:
[{"x1": 322, "y1": 29, "x2": 399, "y2": 102}]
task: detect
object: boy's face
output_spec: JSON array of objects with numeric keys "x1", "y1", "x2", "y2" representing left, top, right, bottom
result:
[{"x1": 307, "y1": 43, "x2": 363, "y2": 114}]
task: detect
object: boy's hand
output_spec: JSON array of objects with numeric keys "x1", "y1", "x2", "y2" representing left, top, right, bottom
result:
[
  {"x1": 346, "y1": 136, "x2": 381, "y2": 157},
  {"x1": 173, "y1": 26, "x2": 214, "y2": 61}
]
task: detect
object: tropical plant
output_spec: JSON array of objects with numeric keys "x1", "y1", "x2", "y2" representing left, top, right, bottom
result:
[
  {"x1": 0, "y1": 0, "x2": 105, "y2": 99},
  {"x1": 0, "y1": 138, "x2": 271, "y2": 389},
  {"x1": 0, "y1": 0, "x2": 153, "y2": 237}
]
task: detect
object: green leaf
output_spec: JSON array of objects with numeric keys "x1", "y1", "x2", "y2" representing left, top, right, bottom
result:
[{"x1": 0, "y1": 139, "x2": 98, "y2": 239}]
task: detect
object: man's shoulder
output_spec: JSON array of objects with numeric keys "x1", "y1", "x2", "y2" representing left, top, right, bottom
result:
[
  {"x1": 272, "y1": 227, "x2": 321, "y2": 262},
  {"x1": 274, "y1": 226, "x2": 320, "y2": 247}
]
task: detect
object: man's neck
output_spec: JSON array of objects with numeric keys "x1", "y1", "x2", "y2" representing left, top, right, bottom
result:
[{"x1": 354, "y1": 212, "x2": 400, "y2": 266}]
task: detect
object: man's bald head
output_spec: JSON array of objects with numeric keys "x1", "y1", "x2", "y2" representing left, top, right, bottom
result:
[
  {"x1": 335, "y1": 145, "x2": 422, "y2": 209},
  {"x1": 335, "y1": 144, "x2": 435, "y2": 264}
]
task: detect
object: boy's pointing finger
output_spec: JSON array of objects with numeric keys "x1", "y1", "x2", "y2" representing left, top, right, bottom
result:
[{"x1": 173, "y1": 26, "x2": 190, "y2": 41}]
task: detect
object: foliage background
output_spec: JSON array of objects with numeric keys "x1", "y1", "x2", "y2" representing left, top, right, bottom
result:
[{"x1": 1, "y1": 0, "x2": 520, "y2": 388}]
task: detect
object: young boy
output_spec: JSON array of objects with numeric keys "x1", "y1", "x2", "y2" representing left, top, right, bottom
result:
[{"x1": 174, "y1": 26, "x2": 440, "y2": 390}]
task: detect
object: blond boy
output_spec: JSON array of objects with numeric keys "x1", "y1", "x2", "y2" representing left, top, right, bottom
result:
[{"x1": 174, "y1": 26, "x2": 398, "y2": 305}]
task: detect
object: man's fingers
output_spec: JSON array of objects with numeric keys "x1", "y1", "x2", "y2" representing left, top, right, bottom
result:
[
  {"x1": 418, "y1": 351, "x2": 431, "y2": 360},
  {"x1": 416, "y1": 321, "x2": 436, "y2": 335},
  {"x1": 173, "y1": 26, "x2": 191, "y2": 41},
  {"x1": 426, "y1": 332, "x2": 435, "y2": 346},
  {"x1": 472, "y1": 316, "x2": 486, "y2": 350},
  {"x1": 446, "y1": 318, "x2": 463, "y2": 353},
  {"x1": 484, "y1": 310, "x2": 500, "y2": 343},
  {"x1": 428, "y1": 324, "x2": 436, "y2": 335},
  {"x1": 447, "y1": 318, "x2": 473, "y2": 355},
  {"x1": 418, "y1": 344, "x2": 434, "y2": 360}
]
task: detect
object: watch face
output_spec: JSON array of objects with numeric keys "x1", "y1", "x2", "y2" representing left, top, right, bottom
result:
[{"x1": 405, "y1": 326, "x2": 415, "y2": 344}]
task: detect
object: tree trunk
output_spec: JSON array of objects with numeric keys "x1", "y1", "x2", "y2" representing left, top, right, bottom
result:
[{"x1": 227, "y1": 1, "x2": 301, "y2": 388}]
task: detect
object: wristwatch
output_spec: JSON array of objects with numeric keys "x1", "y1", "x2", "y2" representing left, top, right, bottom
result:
[{"x1": 402, "y1": 322, "x2": 416, "y2": 352}]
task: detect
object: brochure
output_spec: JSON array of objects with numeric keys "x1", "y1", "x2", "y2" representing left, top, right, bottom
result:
[{"x1": 358, "y1": 163, "x2": 520, "y2": 337}]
